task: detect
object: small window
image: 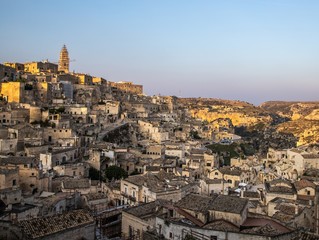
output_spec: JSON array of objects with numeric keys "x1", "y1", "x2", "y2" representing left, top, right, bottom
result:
[
  {"x1": 169, "y1": 232, "x2": 173, "y2": 239},
  {"x1": 12, "y1": 179, "x2": 16, "y2": 186}
]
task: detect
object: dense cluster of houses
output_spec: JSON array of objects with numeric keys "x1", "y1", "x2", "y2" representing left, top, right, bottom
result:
[{"x1": 0, "y1": 47, "x2": 318, "y2": 239}]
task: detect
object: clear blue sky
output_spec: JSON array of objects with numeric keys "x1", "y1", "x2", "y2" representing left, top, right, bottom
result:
[{"x1": 1, "y1": 0, "x2": 319, "y2": 105}]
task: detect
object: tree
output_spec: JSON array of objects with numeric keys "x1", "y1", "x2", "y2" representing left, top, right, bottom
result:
[{"x1": 105, "y1": 166, "x2": 128, "y2": 181}]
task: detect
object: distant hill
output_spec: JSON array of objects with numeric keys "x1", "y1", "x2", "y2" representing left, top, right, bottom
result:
[
  {"x1": 260, "y1": 101, "x2": 319, "y2": 146},
  {"x1": 177, "y1": 98, "x2": 272, "y2": 127},
  {"x1": 177, "y1": 98, "x2": 319, "y2": 148}
]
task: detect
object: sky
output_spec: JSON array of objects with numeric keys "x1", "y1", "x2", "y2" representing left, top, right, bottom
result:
[{"x1": 1, "y1": 0, "x2": 319, "y2": 105}]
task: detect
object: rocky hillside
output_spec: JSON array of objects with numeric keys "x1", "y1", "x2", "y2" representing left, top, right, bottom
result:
[
  {"x1": 260, "y1": 101, "x2": 319, "y2": 120},
  {"x1": 260, "y1": 101, "x2": 319, "y2": 146},
  {"x1": 178, "y1": 98, "x2": 272, "y2": 127},
  {"x1": 177, "y1": 98, "x2": 319, "y2": 148}
]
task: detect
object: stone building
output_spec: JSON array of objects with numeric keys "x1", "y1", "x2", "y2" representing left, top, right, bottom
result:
[
  {"x1": 58, "y1": 45, "x2": 70, "y2": 73},
  {"x1": 74, "y1": 73, "x2": 93, "y2": 85},
  {"x1": 120, "y1": 171, "x2": 197, "y2": 206},
  {"x1": 0, "y1": 165, "x2": 19, "y2": 190},
  {"x1": 121, "y1": 200, "x2": 170, "y2": 239},
  {"x1": 40, "y1": 147, "x2": 79, "y2": 172},
  {"x1": 0, "y1": 82, "x2": 25, "y2": 103},
  {"x1": 153, "y1": 193, "x2": 293, "y2": 240},
  {"x1": 0, "y1": 165, "x2": 22, "y2": 205},
  {"x1": 0, "y1": 64, "x2": 17, "y2": 81},
  {"x1": 0, "y1": 157, "x2": 47, "y2": 194},
  {"x1": 24, "y1": 61, "x2": 58, "y2": 74},
  {"x1": 208, "y1": 166, "x2": 251, "y2": 188},
  {"x1": 109, "y1": 81, "x2": 143, "y2": 95},
  {"x1": 43, "y1": 128, "x2": 77, "y2": 146},
  {"x1": 3, "y1": 62, "x2": 24, "y2": 72},
  {"x1": 264, "y1": 179, "x2": 297, "y2": 204}
]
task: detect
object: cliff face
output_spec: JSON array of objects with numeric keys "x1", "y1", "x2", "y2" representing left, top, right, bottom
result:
[
  {"x1": 178, "y1": 98, "x2": 272, "y2": 127},
  {"x1": 178, "y1": 98, "x2": 319, "y2": 147},
  {"x1": 260, "y1": 101, "x2": 319, "y2": 146},
  {"x1": 189, "y1": 108, "x2": 271, "y2": 126}
]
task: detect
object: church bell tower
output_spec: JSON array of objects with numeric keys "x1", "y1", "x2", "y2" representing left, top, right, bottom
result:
[{"x1": 58, "y1": 45, "x2": 69, "y2": 73}]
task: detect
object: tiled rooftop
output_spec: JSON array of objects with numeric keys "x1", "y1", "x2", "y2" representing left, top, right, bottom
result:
[
  {"x1": 175, "y1": 194, "x2": 217, "y2": 213},
  {"x1": 0, "y1": 157, "x2": 38, "y2": 165},
  {"x1": 209, "y1": 195, "x2": 248, "y2": 214},
  {"x1": 205, "y1": 179, "x2": 224, "y2": 184},
  {"x1": 242, "y1": 217, "x2": 291, "y2": 236},
  {"x1": 203, "y1": 219, "x2": 239, "y2": 232},
  {"x1": 19, "y1": 209, "x2": 94, "y2": 239},
  {"x1": 302, "y1": 154, "x2": 319, "y2": 159},
  {"x1": 63, "y1": 178, "x2": 90, "y2": 189},
  {"x1": 265, "y1": 179, "x2": 296, "y2": 194},
  {"x1": 294, "y1": 179, "x2": 316, "y2": 191},
  {"x1": 243, "y1": 191, "x2": 260, "y2": 199},
  {"x1": 0, "y1": 166, "x2": 18, "y2": 175},
  {"x1": 124, "y1": 199, "x2": 170, "y2": 219},
  {"x1": 219, "y1": 166, "x2": 242, "y2": 176}
]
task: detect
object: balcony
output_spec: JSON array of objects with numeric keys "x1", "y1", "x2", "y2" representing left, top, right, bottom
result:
[{"x1": 121, "y1": 192, "x2": 136, "y2": 202}]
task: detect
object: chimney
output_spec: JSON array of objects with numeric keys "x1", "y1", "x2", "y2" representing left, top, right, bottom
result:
[{"x1": 240, "y1": 188, "x2": 245, "y2": 198}]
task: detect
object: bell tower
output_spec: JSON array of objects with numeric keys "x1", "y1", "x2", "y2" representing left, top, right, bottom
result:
[{"x1": 58, "y1": 45, "x2": 69, "y2": 73}]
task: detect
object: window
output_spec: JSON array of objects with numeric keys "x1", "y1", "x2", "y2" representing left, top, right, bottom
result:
[
  {"x1": 12, "y1": 179, "x2": 16, "y2": 186},
  {"x1": 169, "y1": 232, "x2": 173, "y2": 239},
  {"x1": 132, "y1": 191, "x2": 135, "y2": 198},
  {"x1": 215, "y1": 172, "x2": 218, "y2": 175},
  {"x1": 307, "y1": 191, "x2": 311, "y2": 195},
  {"x1": 210, "y1": 236, "x2": 217, "y2": 240}
]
